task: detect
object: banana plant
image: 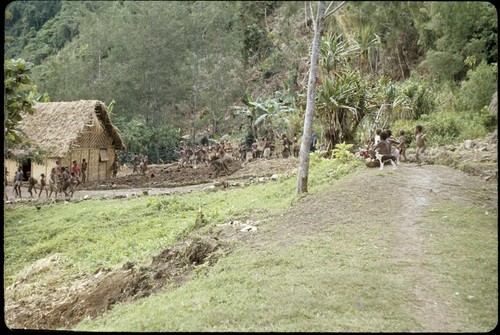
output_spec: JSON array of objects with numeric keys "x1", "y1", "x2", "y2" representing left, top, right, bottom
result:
[{"x1": 231, "y1": 92, "x2": 296, "y2": 139}]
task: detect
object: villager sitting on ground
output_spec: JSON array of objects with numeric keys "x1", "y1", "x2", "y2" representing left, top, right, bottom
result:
[{"x1": 371, "y1": 131, "x2": 397, "y2": 169}]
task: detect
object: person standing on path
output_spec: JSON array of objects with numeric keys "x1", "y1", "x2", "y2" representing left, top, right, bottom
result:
[
  {"x1": 415, "y1": 125, "x2": 426, "y2": 166},
  {"x1": 81, "y1": 159, "x2": 88, "y2": 183},
  {"x1": 398, "y1": 129, "x2": 407, "y2": 162},
  {"x1": 13, "y1": 166, "x2": 24, "y2": 198}
]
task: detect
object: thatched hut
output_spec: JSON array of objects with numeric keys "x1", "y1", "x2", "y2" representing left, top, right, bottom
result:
[{"x1": 4, "y1": 100, "x2": 125, "y2": 182}]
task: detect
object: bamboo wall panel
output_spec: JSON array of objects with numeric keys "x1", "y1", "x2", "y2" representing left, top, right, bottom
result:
[{"x1": 88, "y1": 149, "x2": 100, "y2": 182}]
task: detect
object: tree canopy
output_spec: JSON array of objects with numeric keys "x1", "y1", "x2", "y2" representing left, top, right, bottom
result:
[{"x1": 4, "y1": 1, "x2": 497, "y2": 164}]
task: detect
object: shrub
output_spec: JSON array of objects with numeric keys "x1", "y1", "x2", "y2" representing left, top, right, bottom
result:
[{"x1": 459, "y1": 61, "x2": 498, "y2": 112}]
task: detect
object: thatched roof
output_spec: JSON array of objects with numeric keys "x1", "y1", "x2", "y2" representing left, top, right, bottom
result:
[{"x1": 18, "y1": 100, "x2": 125, "y2": 157}]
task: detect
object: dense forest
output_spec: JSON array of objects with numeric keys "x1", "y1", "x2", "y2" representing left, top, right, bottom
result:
[{"x1": 4, "y1": 1, "x2": 498, "y2": 163}]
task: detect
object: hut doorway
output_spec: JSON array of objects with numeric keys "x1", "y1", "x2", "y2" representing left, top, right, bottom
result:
[{"x1": 22, "y1": 159, "x2": 31, "y2": 181}]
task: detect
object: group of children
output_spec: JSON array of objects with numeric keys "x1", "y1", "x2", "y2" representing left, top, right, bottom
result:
[
  {"x1": 5, "y1": 159, "x2": 89, "y2": 200},
  {"x1": 367, "y1": 124, "x2": 426, "y2": 167}
]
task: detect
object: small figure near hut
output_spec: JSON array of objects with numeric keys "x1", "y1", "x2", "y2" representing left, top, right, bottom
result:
[
  {"x1": 13, "y1": 166, "x2": 24, "y2": 198},
  {"x1": 27, "y1": 172, "x2": 38, "y2": 197},
  {"x1": 38, "y1": 173, "x2": 49, "y2": 198},
  {"x1": 60, "y1": 167, "x2": 71, "y2": 197},
  {"x1": 48, "y1": 168, "x2": 59, "y2": 199},
  {"x1": 81, "y1": 159, "x2": 88, "y2": 183},
  {"x1": 111, "y1": 158, "x2": 119, "y2": 178},
  {"x1": 69, "y1": 172, "x2": 80, "y2": 197},
  {"x1": 71, "y1": 160, "x2": 80, "y2": 180}
]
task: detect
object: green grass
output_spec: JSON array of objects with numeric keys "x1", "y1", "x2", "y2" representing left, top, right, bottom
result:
[
  {"x1": 417, "y1": 203, "x2": 498, "y2": 332},
  {"x1": 4, "y1": 157, "x2": 359, "y2": 287},
  {"x1": 75, "y1": 224, "x2": 419, "y2": 332},
  {"x1": 72, "y1": 199, "x2": 497, "y2": 332}
]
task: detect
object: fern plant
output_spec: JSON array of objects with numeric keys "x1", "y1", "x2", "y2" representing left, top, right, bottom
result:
[{"x1": 331, "y1": 142, "x2": 355, "y2": 163}]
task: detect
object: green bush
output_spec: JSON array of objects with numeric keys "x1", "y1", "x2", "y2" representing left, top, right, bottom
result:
[
  {"x1": 459, "y1": 61, "x2": 498, "y2": 112},
  {"x1": 259, "y1": 50, "x2": 285, "y2": 79},
  {"x1": 399, "y1": 78, "x2": 436, "y2": 119}
]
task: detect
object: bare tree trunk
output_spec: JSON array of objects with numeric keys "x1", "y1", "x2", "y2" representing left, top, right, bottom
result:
[{"x1": 296, "y1": 1, "x2": 325, "y2": 194}]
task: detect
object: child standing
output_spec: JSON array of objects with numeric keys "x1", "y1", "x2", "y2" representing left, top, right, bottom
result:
[
  {"x1": 415, "y1": 125, "x2": 426, "y2": 166},
  {"x1": 398, "y1": 129, "x2": 407, "y2": 162}
]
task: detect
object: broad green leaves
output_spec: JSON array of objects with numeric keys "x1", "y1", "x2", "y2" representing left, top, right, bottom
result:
[{"x1": 4, "y1": 59, "x2": 37, "y2": 141}]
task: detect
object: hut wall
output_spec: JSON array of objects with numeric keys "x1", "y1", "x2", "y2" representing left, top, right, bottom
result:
[
  {"x1": 68, "y1": 127, "x2": 117, "y2": 182},
  {"x1": 31, "y1": 160, "x2": 48, "y2": 179},
  {"x1": 4, "y1": 159, "x2": 19, "y2": 180},
  {"x1": 5, "y1": 159, "x2": 47, "y2": 182},
  {"x1": 44, "y1": 158, "x2": 60, "y2": 176}
]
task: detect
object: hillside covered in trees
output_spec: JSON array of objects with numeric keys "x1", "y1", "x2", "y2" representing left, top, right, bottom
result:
[{"x1": 4, "y1": 1, "x2": 498, "y2": 163}]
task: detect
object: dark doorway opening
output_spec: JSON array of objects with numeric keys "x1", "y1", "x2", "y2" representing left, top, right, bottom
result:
[{"x1": 21, "y1": 159, "x2": 31, "y2": 181}]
